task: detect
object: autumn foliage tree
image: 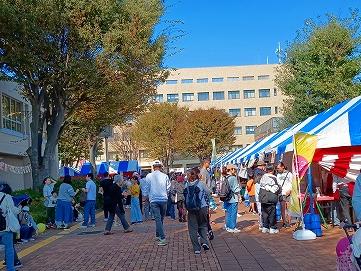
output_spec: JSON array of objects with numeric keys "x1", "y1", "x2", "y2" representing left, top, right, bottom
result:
[
  {"x1": 133, "y1": 103, "x2": 188, "y2": 172},
  {"x1": 181, "y1": 108, "x2": 235, "y2": 160},
  {"x1": 133, "y1": 105, "x2": 235, "y2": 169},
  {"x1": 0, "y1": 0, "x2": 167, "y2": 185}
]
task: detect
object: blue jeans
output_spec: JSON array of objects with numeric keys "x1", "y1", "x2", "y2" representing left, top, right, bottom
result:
[
  {"x1": 20, "y1": 225, "x2": 35, "y2": 240},
  {"x1": 224, "y1": 202, "x2": 238, "y2": 229},
  {"x1": 151, "y1": 201, "x2": 167, "y2": 240},
  {"x1": 143, "y1": 198, "x2": 153, "y2": 220},
  {"x1": 0, "y1": 231, "x2": 15, "y2": 271},
  {"x1": 55, "y1": 200, "x2": 73, "y2": 227},
  {"x1": 166, "y1": 196, "x2": 176, "y2": 219},
  {"x1": 82, "y1": 200, "x2": 96, "y2": 226}
]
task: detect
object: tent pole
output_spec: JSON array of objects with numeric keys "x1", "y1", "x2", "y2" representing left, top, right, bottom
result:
[
  {"x1": 308, "y1": 165, "x2": 314, "y2": 214},
  {"x1": 292, "y1": 133, "x2": 305, "y2": 229}
]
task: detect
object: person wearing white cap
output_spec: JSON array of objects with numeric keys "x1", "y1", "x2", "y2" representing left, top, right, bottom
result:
[{"x1": 144, "y1": 160, "x2": 170, "y2": 246}]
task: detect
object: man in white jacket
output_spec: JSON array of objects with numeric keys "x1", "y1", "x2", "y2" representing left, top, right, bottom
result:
[{"x1": 145, "y1": 161, "x2": 170, "y2": 246}]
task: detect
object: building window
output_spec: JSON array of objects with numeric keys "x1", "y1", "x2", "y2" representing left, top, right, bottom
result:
[
  {"x1": 234, "y1": 127, "x2": 242, "y2": 135},
  {"x1": 165, "y1": 79, "x2": 177, "y2": 85},
  {"x1": 259, "y1": 89, "x2": 270, "y2": 98},
  {"x1": 1, "y1": 95, "x2": 23, "y2": 133},
  {"x1": 227, "y1": 77, "x2": 239, "y2": 82},
  {"x1": 229, "y1": 108, "x2": 241, "y2": 117},
  {"x1": 212, "y1": 77, "x2": 224, "y2": 83},
  {"x1": 213, "y1": 91, "x2": 225, "y2": 100},
  {"x1": 260, "y1": 107, "x2": 272, "y2": 116},
  {"x1": 242, "y1": 76, "x2": 254, "y2": 81},
  {"x1": 196, "y1": 78, "x2": 208, "y2": 83},
  {"x1": 244, "y1": 107, "x2": 256, "y2": 116},
  {"x1": 258, "y1": 75, "x2": 270, "y2": 80},
  {"x1": 275, "y1": 106, "x2": 279, "y2": 114},
  {"x1": 198, "y1": 92, "x2": 209, "y2": 101},
  {"x1": 274, "y1": 88, "x2": 278, "y2": 96},
  {"x1": 181, "y1": 79, "x2": 193, "y2": 84},
  {"x1": 154, "y1": 94, "x2": 163, "y2": 103},
  {"x1": 246, "y1": 126, "x2": 256, "y2": 135},
  {"x1": 182, "y1": 93, "x2": 194, "y2": 102},
  {"x1": 167, "y1": 94, "x2": 179, "y2": 103},
  {"x1": 243, "y1": 90, "x2": 255, "y2": 99},
  {"x1": 228, "y1": 90, "x2": 240, "y2": 100}
]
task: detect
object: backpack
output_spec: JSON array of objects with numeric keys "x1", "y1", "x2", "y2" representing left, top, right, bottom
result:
[
  {"x1": 0, "y1": 194, "x2": 7, "y2": 231},
  {"x1": 219, "y1": 176, "x2": 233, "y2": 202},
  {"x1": 184, "y1": 181, "x2": 202, "y2": 211}
]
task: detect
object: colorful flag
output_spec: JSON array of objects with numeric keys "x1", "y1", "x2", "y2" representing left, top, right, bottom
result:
[
  {"x1": 289, "y1": 132, "x2": 318, "y2": 217},
  {"x1": 294, "y1": 132, "x2": 318, "y2": 178}
]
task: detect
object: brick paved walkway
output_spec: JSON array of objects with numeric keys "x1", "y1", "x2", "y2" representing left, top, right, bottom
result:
[{"x1": 5, "y1": 206, "x2": 342, "y2": 271}]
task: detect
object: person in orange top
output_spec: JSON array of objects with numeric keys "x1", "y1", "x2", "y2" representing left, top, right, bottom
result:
[{"x1": 246, "y1": 176, "x2": 256, "y2": 214}]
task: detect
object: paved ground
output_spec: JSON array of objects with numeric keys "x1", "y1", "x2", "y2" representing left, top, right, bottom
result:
[{"x1": 2, "y1": 205, "x2": 343, "y2": 271}]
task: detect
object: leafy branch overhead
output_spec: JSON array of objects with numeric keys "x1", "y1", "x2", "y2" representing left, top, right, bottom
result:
[
  {"x1": 276, "y1": 12, "x2": 361, "y2": 125},
  {"x1": 0, "y1": 0, "x2": 168, "y2": 185}
]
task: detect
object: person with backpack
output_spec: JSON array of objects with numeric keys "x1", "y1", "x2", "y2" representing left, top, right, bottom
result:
[
  {"x1": 184, "y1": 167, "x2": 211, "y2": 255},
  {"x1": 0, "y1": 182, "x2": 21, "y2": 271},
  {"x1": 221, "y1": 164, "x2": 241, "y2": 233},
  {"x1": 259, "y1": 164, "x2": 280, "y2": 234},
  {"x1": 199, "y1": 158, "x2": 214, "y2": 240}
]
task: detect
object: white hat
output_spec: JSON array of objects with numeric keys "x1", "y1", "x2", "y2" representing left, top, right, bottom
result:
[
  {"x1": 152, "y1": 160, "x2": 163, "y2": 167},
  {"x1": 22, "y1": 206, "x2": 30, "y2": 212}
]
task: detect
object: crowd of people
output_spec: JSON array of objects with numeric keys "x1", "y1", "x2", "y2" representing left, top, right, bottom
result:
[{"x1": 2, "y1": 156, "x2": 361, "y2": 270}]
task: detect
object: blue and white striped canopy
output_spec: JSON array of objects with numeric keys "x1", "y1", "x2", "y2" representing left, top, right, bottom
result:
[
  {"x1": 234, "y1": 96, "x2": 361, "y2": 163},
  {"x1": 214, "y1": 96, "x2": 361, "y2": 165}
]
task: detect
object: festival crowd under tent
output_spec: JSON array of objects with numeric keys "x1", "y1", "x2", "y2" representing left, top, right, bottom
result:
[
  {"x1": 58, "y1": 166, "x2": 80, "y2": 177},
  {"x1": 217, "y1": 95, "x2": 361, "y2": 182}
]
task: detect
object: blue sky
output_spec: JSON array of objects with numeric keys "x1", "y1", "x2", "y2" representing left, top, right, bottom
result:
[{"x1": 159, "y1": 0, "x2": 360, "y2": 68}]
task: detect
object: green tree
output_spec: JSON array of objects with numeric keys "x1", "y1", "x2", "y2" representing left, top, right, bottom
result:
[
  {"x1": 181, "y1": 108, "x2": 235, "y2": 161},
  {"x1": 276, "y1": 13, "x2": 361, "y2": 124},
  {"x1": 132, "y1": 103, "x2": 188, "y2": 172},
  {"x1": 0, "y1": 0, "x2": 167, "y2": 186}
]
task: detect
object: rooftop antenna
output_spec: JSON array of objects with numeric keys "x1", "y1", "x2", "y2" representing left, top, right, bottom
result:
[{"x1": 275, "y1": 42, "x2": 286, "y2": 64}]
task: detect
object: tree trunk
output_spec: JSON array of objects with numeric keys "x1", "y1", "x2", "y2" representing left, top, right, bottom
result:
[
  {"x1": 27, "y1": 104, "x2": 41, "y2": 188},
  {"x1": 89, "y1": 139, "x2": 97, "y2": 174}
]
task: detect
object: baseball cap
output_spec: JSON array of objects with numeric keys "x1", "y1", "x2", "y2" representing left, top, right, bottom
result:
[
  {"x1": 152, "y1": 160, "x2": 163, "y2": 167},
  {"x1": 226, "y1": 164, "x2": 237, "y2": 170}
]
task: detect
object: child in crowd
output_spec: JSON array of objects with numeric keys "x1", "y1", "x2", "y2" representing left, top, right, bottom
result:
[
  {"x1": 18, "y1": 205, "x2": 38, "y2": 242},
  {"x1": 46, "y1": 191, "x2": 57, "y2": 228}
]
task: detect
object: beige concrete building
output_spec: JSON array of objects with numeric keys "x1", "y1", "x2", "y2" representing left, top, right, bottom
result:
[
  {"x1": 156, "y1": 64, "x2": 283, "y2": 148},
  {"x1": 0, "y1": 81, "x2": 32, "y2": 190},
  {"x1": 99, "y1": 64, "x2": 285, "y2": 171}
]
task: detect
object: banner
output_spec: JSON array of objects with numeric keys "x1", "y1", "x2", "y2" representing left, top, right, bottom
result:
[
  {"x1": 0, "y1": 162, "x2": 32, "y2": 174},
  {"x1": 211, "y1": 138, "x2": 217, "y2": 163},
  {"x1": 289, "y1": 132, "x2": 318, "y2": 216}
]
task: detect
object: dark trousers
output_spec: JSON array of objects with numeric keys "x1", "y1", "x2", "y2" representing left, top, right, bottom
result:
[
  {"x1": 46, "y1": 207, "x2": 55, "y2": 224},
  {"x1": 261, "y1": 203, "x2": 277, "y2": 229},
  {"x1": 188, "y1": 207, "x2": 209, "y2": 252},
  {"x1": 20, "y1": 225, "x2": 35, "y2": 240},
  {"x1": 336, "y1": 186, "x2": 353, "y2": 223},
  {"x1": 105, "y1": 205, "x2": 130, "y2": 232},
  {"x1": 103, "y1": 198, "x2": 112, "y2": 219}
]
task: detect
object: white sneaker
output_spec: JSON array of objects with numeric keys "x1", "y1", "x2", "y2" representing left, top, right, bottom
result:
[
  {"x1": 103, "y1": 218, "x2": 108, "y2": 222},
  {"x1": 232, "y1": 228, "x2": 241, "y2": 233},
  {"x1": 237, "y1": 213, "x2": 242, "y2": 218},
  {"x1": 258, "y1": 226, "x2": 263, "y2": 231},
  {"x1": 269, "y1": 228, "x2": 279, "y2": 234},
  {"x1": 261, "y1": 227, "x2": 270, "y2": 234}
]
